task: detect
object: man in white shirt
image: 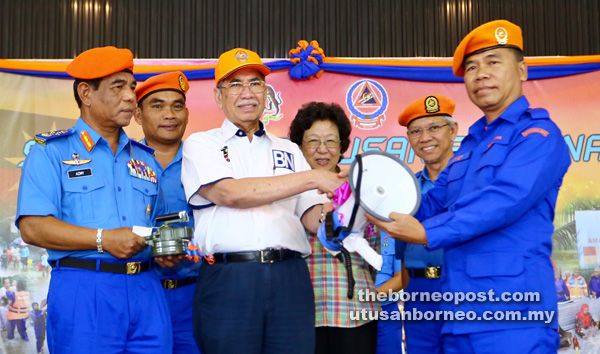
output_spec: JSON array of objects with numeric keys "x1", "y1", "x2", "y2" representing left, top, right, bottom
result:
[{"x1": 182, "y1": 48, "x2": 345, "y2": 354}]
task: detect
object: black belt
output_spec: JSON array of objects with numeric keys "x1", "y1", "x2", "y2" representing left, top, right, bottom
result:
[
  {"x1": 50, "y1": 257, "x2": 151, "y2": 275},
  {"x1": 161, "y1": 277, "x2": 197, "y2": 289},
  {"x1": 212, "y1": 249, "x2": 303, "y2": 264},
  {"x1": 407, "y1": 266, "x2": 442, "y2": 279}
]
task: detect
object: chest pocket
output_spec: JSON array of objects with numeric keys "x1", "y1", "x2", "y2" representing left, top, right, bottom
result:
[
  {"x1": 131, "y1": 177, "x2": 158, "y2": 222},
  {"x1": 446, "y1": 152, "x2": 471, "y2": 183},
  {"x1": 62, "y1": 173, "x2": 106, "y2": 226},
  {"x1": 475, "y1": 138, "x2": 510, "y2": 189},
  {"x1": 131, "y1": 177, "x2": 158, "y2": 201}
]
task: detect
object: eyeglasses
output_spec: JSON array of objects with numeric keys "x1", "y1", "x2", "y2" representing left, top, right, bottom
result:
[
  {"x1": 303, "y1": 139, "x2": 341, "y2": 150},
  {"x1": 222, "y1": 80, "x2": 266, "y2": 95},
  {"x1": 407, "y1": 123, "x2": 450, "y2": 138}
]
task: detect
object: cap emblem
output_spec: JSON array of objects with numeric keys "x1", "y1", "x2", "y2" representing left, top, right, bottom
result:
[
  {"x1": 235, "y1": 50, "x2": 248, "y2": 62},
  {"x1": 495, "y1": 27, "x2": 508, "y2": 45},
  {"x1": 178, "y1": 75, "x2": 186, "y2": 92},
  {"x1": 424, "y1": 96, "x2": 440, "y2": 113}
]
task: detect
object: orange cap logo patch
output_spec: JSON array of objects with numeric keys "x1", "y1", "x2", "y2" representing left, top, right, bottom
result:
[
  {"x1": 179, "y1": 75, "x2": 186, "y2": 92},
  {"x1": 235, "y1": 50, "x2": 248, "y2": 62},
  {"x1": 495, "y1": 27, "x2": 508, "y2": 45},
  {"x1": 425, "y1": 96, "x2": 440, "y2": 113}
]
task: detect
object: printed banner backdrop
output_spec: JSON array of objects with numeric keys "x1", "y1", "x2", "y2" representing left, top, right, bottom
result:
[
  {"x1": 1, "y1": 54, "x2": 600, "y2": 352},
  {"x1": 576, "y1": 211, "x2": 600, "y2": 269}
]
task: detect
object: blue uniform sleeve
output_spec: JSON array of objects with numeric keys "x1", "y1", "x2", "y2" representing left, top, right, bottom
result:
[
  {"x1": 424, "y1": 119, "x2": 570, "y2": 250},
  {"x1": 16, "y1": 143, "x2": 62, "y2": 226}
]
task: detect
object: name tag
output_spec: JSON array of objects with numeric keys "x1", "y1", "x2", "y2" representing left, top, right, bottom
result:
[
  {"x1": 272, "y1": 150, "x2": 295, "y2": 172},
  {"x1": 67, "y1": 168, "x2": 92, "y2": 179}
]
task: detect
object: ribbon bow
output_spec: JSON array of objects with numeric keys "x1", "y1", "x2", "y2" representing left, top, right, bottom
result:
[{"x1": 288, "y1": 40, "x2": 325, "y2": 80}]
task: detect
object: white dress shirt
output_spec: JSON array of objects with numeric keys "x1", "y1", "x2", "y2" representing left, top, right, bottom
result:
[{"x1": 182, "y1": 118, "x2": 327, "y2": 255}]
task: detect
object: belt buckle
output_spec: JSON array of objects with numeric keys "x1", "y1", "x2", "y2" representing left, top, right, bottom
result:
[
  {"x1": 127, "y1": 261, "x2": 142, "y2": 275},
  {"x1": 164, "y1": 279, "x2": 177, "y2": 289},
  {"x1": 260, "y1": 249, "x2": 275, "y2": 263},
  {"x1": 425, "y1": 266, "x2": 440, "y2": 279}
]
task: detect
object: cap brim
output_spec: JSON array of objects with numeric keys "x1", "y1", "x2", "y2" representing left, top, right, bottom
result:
[{"x1": 219, "y1": 64, "x2": 271, "y2": 83}]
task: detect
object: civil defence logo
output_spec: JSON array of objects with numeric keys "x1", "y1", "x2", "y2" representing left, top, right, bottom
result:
[{"x1": 346, "y1": 79, "x2": 389, "y2": 130}]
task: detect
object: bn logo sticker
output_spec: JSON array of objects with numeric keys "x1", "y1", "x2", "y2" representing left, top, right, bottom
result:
[{"x1": 272, "y1": 150, "x2": 295, "y2": 172}]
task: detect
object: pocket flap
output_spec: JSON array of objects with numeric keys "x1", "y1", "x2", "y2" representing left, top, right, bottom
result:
[
  {"x1": 63, "y1": 173, "x2": 104, "y2": 193},
  {"x1": 466, "y1": 252, "x2": 524, "y2": 278}
]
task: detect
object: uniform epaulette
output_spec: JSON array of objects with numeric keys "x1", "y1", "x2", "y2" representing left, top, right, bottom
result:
[
  {"x1": 34, "y1": 129, "x2": 75, "y2": 146},
  {"x1": 526, "y1": 108, "x2": 550, "y2": 120},
  {"x1": 131, "y1": 139, "x2": 156, "y2": 155}
]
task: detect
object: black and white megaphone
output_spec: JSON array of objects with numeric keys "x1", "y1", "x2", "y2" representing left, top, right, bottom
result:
[{"x1": 317, "y1": 150, "x2": 421, "y2": 272}]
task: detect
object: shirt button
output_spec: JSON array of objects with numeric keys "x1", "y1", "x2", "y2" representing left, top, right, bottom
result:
[
  {"x1": 122, "y1": 216, "x2": 126, "y2": 221},
  {"x1": 145, "y1": 188, "x2": 149, "y2": 193},
  {"x1": 118, "y1": 187, "x2": 122, "y2": 192},
  {"x1": 82, "y1": 186, "x2": 88, "y2": 190}
]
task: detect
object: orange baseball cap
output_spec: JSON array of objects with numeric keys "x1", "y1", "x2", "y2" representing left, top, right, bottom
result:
[
  {"x1": 453, "y1": 20, "x2": 523, "y2": 77},
  {"x1": 398, "y1": 95, "x2": 455, "y2": 127},
  {"x1": 214, "y1": 48, "x2": 271, "y2": 86},
  {"x1": 66, "y1": 46, "x2": 134, "y2": 80},
  {"x1": 135, "y1": 71, "x2": 189, "y2": 104}
]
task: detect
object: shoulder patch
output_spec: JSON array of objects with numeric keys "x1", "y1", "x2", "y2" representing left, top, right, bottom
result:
[
  {"x1": 522, "y1": 127, "x2": 549, "y2": 138},
  {"x1": 34, "y1": 129, "x2": 75, "y2": 146},
  {"x1": 131, "y1": 139, "x2": 155, "y2": 155},
  {"x1": 526, "y1": 108, "x2": 550, "y2": 120}
]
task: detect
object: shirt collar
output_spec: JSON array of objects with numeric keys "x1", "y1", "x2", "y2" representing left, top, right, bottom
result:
[
  {"x1": 221, "y1": 118, "x2": 267, "y2": 140},
  {"x1": 419, "y1": 167, "x2": 433, "y2": 183},
  {"x1": 74, "y1": 118, "x2": 130, "y2": 152},
  {"x1": 140, "y1": 138, "x2": 184, "y2": 170},
  {"x1": 467, "y1": 96, "x2": 530, "y2": 138}
]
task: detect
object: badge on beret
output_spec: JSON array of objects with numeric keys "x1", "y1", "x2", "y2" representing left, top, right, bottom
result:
[
  {"x1": 235, "y1": 50, "x2": 248, "y2": 62},
  {"x1": 178, "y1": 75, "x2": 187, "y2": 92},
  {"x1": 62, "y1": 153, "x2": 91, "y2": 166},
  {"x1": 495, "y1": 27, "x2": 508, "y2": 45},
  {"x1": 424, "y1": 96, "x2": 440, "y2": 113}
]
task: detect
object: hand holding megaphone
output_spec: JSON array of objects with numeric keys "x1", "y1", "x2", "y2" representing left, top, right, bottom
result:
[
  {"x1": 365, "y1": 212, "x2": 427, "y2": 245},
  {"x1": 317, "y1": 151, "x2": 421, "y2": 269}
]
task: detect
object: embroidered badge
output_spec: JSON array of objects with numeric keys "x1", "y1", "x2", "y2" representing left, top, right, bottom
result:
[
  {"x1": 235, "y1": 50, "x2": 248, "y2": 62},
  {"x1": 127, "y1": 159, "x2": 157, "y2": 183},
  {"x1": 221, "y1": 146, "x2": 230, "y2": 162},
  {"x1": 179, "y1": 75, "x2": 186, "y2": 92},
  {"x1": 522, "y1": 128, "x2": 549, "y2": 137},
  {"x1": 495, "y1": 27, "x2": 508, "y2": 45},
  {"x1": 34, "y1": 129, "x2": 72, "y2": 146},
  {"x1": 62, "y1": 153, "x2": 91, "y2": 166},
  {"x1": 453, "y1": 155, "x2": 464, "y2": 162},
  {"x1": 80, "y1": 131, "x2": 95, "y2": 152},
  {"x1": 424, "y1": 96, "x2": 440, "y2": 113}
]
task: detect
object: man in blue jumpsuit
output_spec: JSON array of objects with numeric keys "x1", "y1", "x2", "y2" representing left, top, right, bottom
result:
[
  {"x1": 134, "y1": 71, "x2": 201, "y2": 354},
  {"x1": 394, "y1": 94, "x2": 457, "y2": 354},
  {"x1": 16, "y1": 46, "x2": 172, "y2": 353},
  {"x1": 367, "y1": 20, "x2": 571, "y2": 353}
]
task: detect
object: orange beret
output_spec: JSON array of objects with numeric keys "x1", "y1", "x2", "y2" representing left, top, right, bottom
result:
[
  {"x1": 135, "y1": 71, "x2": 189, "y2": 104},
  {"x1": 398, "y1": 95, "x2": 455, "y2": 127},
  {"x1": 453, "y1": 20, "x2": 523, "y2": 77},
  {"x1": 66, "y1": 46, "x2": 134, "y2": 80},
  {"x1": 214, "y1": 48, "x2": 270, "y2": 86}
]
